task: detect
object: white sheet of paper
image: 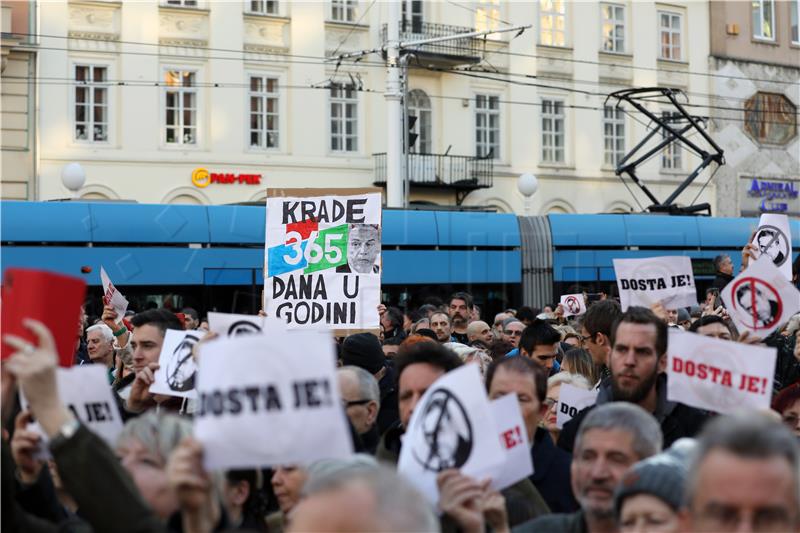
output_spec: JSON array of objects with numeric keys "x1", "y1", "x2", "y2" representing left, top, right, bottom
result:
[
  {"x1": 20, "y1": 365, "x2": 123, "y2": 459},
  {"x1": 487, "y1": 394, "x2": 534, "y2": 491},
  {"x1": 751, "y1": 214, "x2": 793, "y2": 281},
  {"x1": 560, "y1": 294, "x2": 587, "y2": 317},
  {"x1": 556, "y1": 384, "x2": 599, "y2": 429},
  {"x1": 150, "y1": 329, "x2": 201, "y2": 399},
  {"x1": 193, "y1": 326, "x2": 352, "y2": 470},
  {"x1": 667, "y1": 329, "x2": 777, "y2": 414},
  {"x1": 100, "y1": 266, "x2": 129, "y2": 324},
  {"x1": 398, "y1": 364, "x2": 504, "y2": 507},
  {"x1": 613, "y1": 256, "x2": 697, "y2": 311},
  {"x1": 721, "y1": 256, "x2": 800, "y2": 337},
  {"x1": 207, "y1": 312, "x2": 270, "y2": 337}
]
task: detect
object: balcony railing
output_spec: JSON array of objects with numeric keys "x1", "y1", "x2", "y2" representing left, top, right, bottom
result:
[
  {"x1": 380, "y1": 22, "x2": 481, "y2": 63},
  {"x1": 373, "y1": 153, "x2": 494, "y2": 193}
]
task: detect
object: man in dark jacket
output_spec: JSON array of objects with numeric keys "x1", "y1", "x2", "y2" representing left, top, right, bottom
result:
[
  {"x1": 710, "y1": 253, "x2": 735, "y2": 290},
  {"x1": 559, "y1": 307, "x2": 710, "y2": 453}
]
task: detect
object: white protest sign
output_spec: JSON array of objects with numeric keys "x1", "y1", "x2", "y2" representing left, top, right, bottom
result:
[
  {"x1": 556, "y1": 384, "x2": 598, "y2": 429},
  {"x1": 207, "y1": 312, "x2": 270, "y2": 337},
  {"x1": 398, "y1": 364, "x2": 504, "y2": 507},
  {"x1": 487, "y1": 394, "x2": 533, "y2": 491},
  {"x1": 264, "y1": 190, "x2": 381, "y2": 330},
  {"x1": 194, "y1": 325, "x2": 352, "y2": 470},
  {"x1": 560, "y1": 294, "x2": 587, "y2": 317},
  {"x1": 20, "y1": 365, "x2": 123, "y2": 459},
  {"x1": 613, "y1": 256, "x2": 697, "y2": 311},
  {"x1": 751, "y1": 214, "x2": 793, "y2": 281},
  {"x1": 100, "y1": 266, "x2": 128, "y2": 324},
  {"x1": 721, "y1": 256, "x2": 800, "y2": 337},
  {"x1": 667, "y1": 329, "x2": 777, "y2": 414},
  {"x1": 149, "y1": 329, "x2": 201, "y2": 399}
]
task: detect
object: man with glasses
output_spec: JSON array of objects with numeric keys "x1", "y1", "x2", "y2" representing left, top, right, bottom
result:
[
  {"x1": 337, "y1": 366, "x2": 381, "y2": 454},
  {"x1": 580, "y1": 300, "x2": 622, "y2": 386},
  {"x1": 502, "y1": 318, "x2": 525, "y2": 348}
]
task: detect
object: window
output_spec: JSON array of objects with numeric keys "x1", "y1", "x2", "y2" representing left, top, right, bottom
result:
[
  {"x1": 164, "y1": 0, "x2": 198, "y2": 6},
  {"x1": 330, "y1": 0, "x2": 357, "y2": 22},
  {"x1": 661, "y1": 111, "x2": 682, "y2": 170},
  {"x1": 790, "y1": 0, "x2": 798, "y2": 43},
  {"x1": 744, "y1": 92, "x2": 797, "y2": 145},
  {"x1": 401, "y1": 0, "x2": 423, "y2": 33},
  {"x1": 164, "y1": 70, "x2": 197, "y2": 146},
  {"x1": 540, "y1": 0, "x2": 566, "y2": 46},
  {"x1": 407, "y1": 89, "x2": 431, "y2": 153},
  {"x1": 658, "y1": 11, "x2": 681, "y2": 60},
  {"x1": 248, "y1": 0, "x2": 278, "y2": 15},
  {"x1": 601, "y1": 4, "x2": 625, "y2": 53},
  {"x1": 330, "y1": 83, "x2": 358, "y2": 152},
  {"x1": 541, "y1": 98, "x2": 565, "y2": 163},
  {"x1": 476, "y1": 0, "x2": 501, "y2": 34},
  {"x1": 603, "y1": 105, "x2": 625, "y2": 167},
  {"x1": 752, "y1": 0, "x2": 775, "y2": 40},
  {"x1": 249, "y1": 75, "x2": 279, "y2": 150},
  {"x1": 74, "y1": 65, "x2": 108, "y2": 142},
  {"x1": 475, "y1": 94, "x2": 500, "y2": 159}
]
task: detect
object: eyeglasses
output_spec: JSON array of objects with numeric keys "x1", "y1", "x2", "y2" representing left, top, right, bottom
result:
[
  {"x1": 577, "y1": 334, "x2": 592, "y2": 344},
  {"x1": 343, "y1": 399, "x2": 372, "y2": 408},
  {"x1": 544, "y1": 398, "x2": 558, "y2": 409},
  {"x1": 503, "y1": 330, "x2": 523, "y2": 337}
]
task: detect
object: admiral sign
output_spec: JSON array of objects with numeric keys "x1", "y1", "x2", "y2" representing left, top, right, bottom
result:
[{"x1": 740, "y1": 177, "x2": 799, "y2": 216}]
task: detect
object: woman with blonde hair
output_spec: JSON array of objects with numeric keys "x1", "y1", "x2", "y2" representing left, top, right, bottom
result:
[{"x1": 543, "y1": 372, "x2": 592, "y2": 444}]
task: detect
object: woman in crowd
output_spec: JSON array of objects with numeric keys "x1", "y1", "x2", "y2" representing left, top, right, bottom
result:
[
  {"x1": 543, "y1": 373, "x2": 591, "y2": 444},
  {"x1": 267, "y1": 465, "x2": 308, "y2": 532},
  {"x1": 773, "y1": 381, "x2": 800, "y2": 437},
  {"x1": 445, "y1": 342, "x2": 493, "y2": 380},
  {"x1": 560, "y1": 348, "x2": 599, "y2": 386}
]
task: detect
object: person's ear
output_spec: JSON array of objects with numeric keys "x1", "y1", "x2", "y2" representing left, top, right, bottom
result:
[
  {"x1": 520, "y1": 347, "x2": 529, "y2": 358},
  {"x1": 367, "y1": 401, "x2": 379, "y2": 425},
  {"x1": 658, "y1": 353, "x2": 668, "y2": 373}
]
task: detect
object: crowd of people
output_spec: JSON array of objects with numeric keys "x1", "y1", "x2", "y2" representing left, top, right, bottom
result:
[{"x1": 3, "y1": 252, "x2": 800, "y2": 533}]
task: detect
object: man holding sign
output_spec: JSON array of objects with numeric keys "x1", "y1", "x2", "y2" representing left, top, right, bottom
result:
[{"x1": 559, "y1": 307, "x2": 709, "y2": 453}]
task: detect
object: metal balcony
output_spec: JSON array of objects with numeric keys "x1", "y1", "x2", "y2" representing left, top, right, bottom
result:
[
  {"x1": 373, "y1": 152, "x2": 494, "y2": 205},
  {"x1": 380, "y1": 22, "x2": 481, "y2": 67}
]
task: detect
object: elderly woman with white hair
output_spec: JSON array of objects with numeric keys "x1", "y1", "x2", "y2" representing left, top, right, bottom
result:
[
  {"x1": 443, "y1": 342, "x2": 493, "y2": 381},
  {"x1": 543, "y1": 372, "x2": 592, "y2": 444}
]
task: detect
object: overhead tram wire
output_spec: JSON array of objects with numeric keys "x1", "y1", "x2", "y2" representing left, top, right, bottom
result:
[
  {"x1": 329, "y1": 0, "x2": 377, "y2": 58},
  {"x1": 444, "y1": 0, "x2": 515, "y2": 27}
]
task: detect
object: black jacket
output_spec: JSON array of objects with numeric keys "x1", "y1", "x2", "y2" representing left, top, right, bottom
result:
[
  {"x1": 558, "y1": 374, "x2": 711, "y2": 453},
  {"x1": 711, "y1": 272, "x2": 734, "y2": 290},
  {"x1": 376, "y1": 364, "x2": 400, "y2": 435},
  {"x1": 513, "y1": 510, "x2": 587, "y2": 533},
  {"x1": 529, "y1": 427, "x2": 578, "y2": 513}
]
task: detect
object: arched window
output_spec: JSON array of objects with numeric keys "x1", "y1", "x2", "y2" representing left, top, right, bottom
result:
[{"x1": 407, "y1": 89, "x2": 432, "y2": 153}]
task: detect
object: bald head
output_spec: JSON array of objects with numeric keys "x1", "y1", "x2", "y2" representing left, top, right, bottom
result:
[{"x1": 466, "y1": 320, "x2": 492, "y2": 346}]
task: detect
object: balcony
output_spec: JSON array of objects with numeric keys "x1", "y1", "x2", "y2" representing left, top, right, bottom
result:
[
  {"x1": 381, "y1": 22, "x2": 481, "y2": 68},
  {"x1": 373, "y1": 153, "x2": 494, "y2": 205}
]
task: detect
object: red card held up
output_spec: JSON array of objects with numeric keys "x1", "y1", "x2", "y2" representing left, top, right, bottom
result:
[{"x1": 1, "y1": 268, "x2": 87, "y2": 367}]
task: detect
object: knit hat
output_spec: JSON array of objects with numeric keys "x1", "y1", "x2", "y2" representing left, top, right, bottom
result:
[
  {"x1": 677, "y1": 308, "x2": 691, "y2": 323},
  {"x1": 341, "y1": 333, "x2": 384, "y2": 375},
  {"x1": 613, "y1": 450, "x2": 690, "y2": 518}
]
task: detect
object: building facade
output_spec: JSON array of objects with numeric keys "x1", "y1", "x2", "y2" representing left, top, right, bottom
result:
[
  {"x1": 709, "y1": 0, "x2": 800, "y2": 217},
  {"x1": 24, "y1": 1, "x2": 718, "y2": 214}
]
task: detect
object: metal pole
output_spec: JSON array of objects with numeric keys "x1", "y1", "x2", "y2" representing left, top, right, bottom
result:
[{"x1": 385, "y1": 1, "x2": 404, "y2": 208}]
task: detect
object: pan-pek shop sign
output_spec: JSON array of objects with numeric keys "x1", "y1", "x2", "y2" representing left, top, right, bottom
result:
[
  {"x1": 739, "y1": 176, "x2": 799, "y2": 217},
  {"x1": 192, "y1": 167, "x2": 262, "y2": 188}
]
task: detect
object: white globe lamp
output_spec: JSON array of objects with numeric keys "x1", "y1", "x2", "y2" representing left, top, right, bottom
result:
[
  {"x1": 517, "y1": 173, "x2": 538, "y2": 215},
  {"x1": 61, "y1": 162, "x2": 86, "y2": 198}
]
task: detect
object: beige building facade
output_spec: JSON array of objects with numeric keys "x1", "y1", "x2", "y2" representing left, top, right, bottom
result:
[{"x1": 25, "y1": 1, "x2": 718, "y2": 214}]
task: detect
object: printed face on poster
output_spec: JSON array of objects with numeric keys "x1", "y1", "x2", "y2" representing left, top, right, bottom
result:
[
  {"x1": 207, "y1": 312, "x2": 272, "y2": 337},
  {"x1": 559, "y1": 294, "x2": 587, "y2": 317},
  {"x1": 666, "y1": 329, "x2": 777, "y2": 414},
  {"x1": 721, "y1": 256, "x2": 800, "y2": 337},
  {"x1": 751, "y1": 214, "x2": 793, "y2": 281},
  {"x1": 193, "y1": 325, "x2": 353, "y2": 471},
  {"x1": 264, "y1": 190, "x2": 382, "y2": 330},
  {"x1": 613, "y1": 256, "x2": 697, "y2": 311},
  {"x1": 150, "y1": 329, "x2": 202, "y2": 399}
]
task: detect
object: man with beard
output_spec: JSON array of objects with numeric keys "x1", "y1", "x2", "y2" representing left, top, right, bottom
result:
[
  {"x1": 515, "y1": 403, "x2": 663, "y2": 533},
  {"x1": 558, "y1": 307, "x2": 709, "y2": 453},
  {"x1": 447, "y1": 292, "x2": 473, "y2": 344}
]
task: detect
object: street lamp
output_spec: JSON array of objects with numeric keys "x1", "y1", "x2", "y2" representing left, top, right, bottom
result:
[
  {"x1": 61, "y1": 162, "x2": 86, "y2": 199},
  {"x1": 517, "y1": 173, "x2": 538, "y2": 216}
]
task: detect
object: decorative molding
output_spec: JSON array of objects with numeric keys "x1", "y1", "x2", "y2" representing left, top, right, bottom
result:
[
  {"x1": 159, "y1": 10, "x2": 209, "y2": 45},
  {"x1": 68, "y1": 3, "x2": 119, "y2": 38},
  {"x1": 243, "y1": 16, "x2": 289, "y2": 50}
]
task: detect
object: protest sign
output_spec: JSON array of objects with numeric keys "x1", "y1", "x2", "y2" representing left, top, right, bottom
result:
[
  {"x1": 20, "y1": 365, "x2": 123, "y2": 458},
  {"x1": 1, "y1": 268, "x2": 85, "y2": 367},
  {"x1": 613, "y1": 256, "x2": 697, "y2": 311},
  {"x1": 207, "y1": 312, "x2": 270, "y2": 337},
  {"x1": 667, "y1": 329, "x2": 777, "y2": 414},
  {"x1": 150, "y1": 329, "x2": 201, "y2": 399},
  {"x1": 560, "y1": 293, "x2": 587, "y2": 317},
  {"x1": 556, "y1": 384, "x2": 599, "y2": 429},
  {"x1": 264, "y1": 188, "x2": 381, "y2": 331},
  {"x1": 721, "y1": 256, "x2": 800, "y2": 337},
  {"x1": 100, "y1": 266, "x2": 129, "y2": 324},
  {"x1": 751, "y1": 214, "x2": 792, "y2": 280},
  {"x1": 487, "y1": 394, "x2": 533, "y2": 491},
  {"x1": 193, "y1": 325, "x2": 352, "y2": 470},
  {"x1": 398, "y1": 364, "x2": 504, "y2": 507}
]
